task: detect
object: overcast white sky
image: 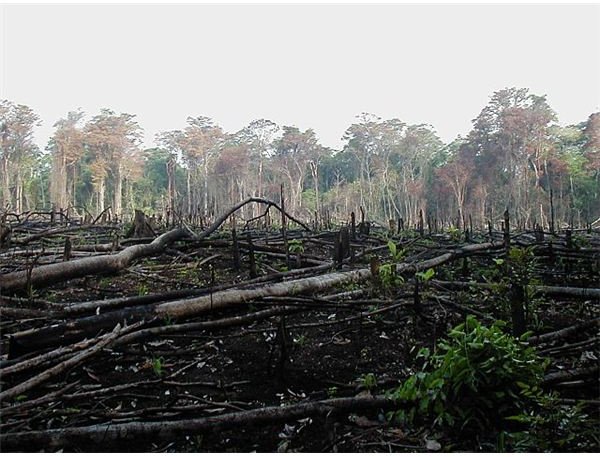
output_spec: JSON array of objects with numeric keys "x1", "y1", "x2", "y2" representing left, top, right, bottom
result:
[{"x1": 1, "y1": 2, "x2": 599, "y2": 150}]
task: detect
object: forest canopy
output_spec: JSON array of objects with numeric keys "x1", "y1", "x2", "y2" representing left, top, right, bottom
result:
[{"x1": 1, "y1": 87, "x2": 599, "y2": 228}]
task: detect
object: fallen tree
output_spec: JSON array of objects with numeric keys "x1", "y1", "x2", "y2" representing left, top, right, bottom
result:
[
  {"x1": 0, "y1": 394, "x2": 399, "y2": 451},
  {"x1": 0, "y1": 198, "x2": 309, "y2": 293},
  {"x1": 6, "y1": 240, "x2": 499, "y2": 355}
]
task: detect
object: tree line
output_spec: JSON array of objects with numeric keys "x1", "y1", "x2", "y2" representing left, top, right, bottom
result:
[{"x1": 1, "y1": 87, "x2": 598, "y2": 228}]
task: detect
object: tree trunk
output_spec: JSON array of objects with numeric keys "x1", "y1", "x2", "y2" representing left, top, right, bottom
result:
[
  {"x1": 0, "y1": 155, "x2": 10, "y2": 209},
  {"x1": 113, "y1": 162, "x2": 122, "y2": 217},
  {"x1": 0, "y1": 395, "x2": 400, "y2": 451},
  {"x1": 5, "y1": 238, "x2": 498, "y2": 354}
]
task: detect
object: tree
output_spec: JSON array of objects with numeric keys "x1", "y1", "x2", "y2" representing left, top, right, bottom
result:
[
  {"x1": 273, "y1": 126, "x2": 320, "y2": 215},
  {"x1": 436, "y1": 140, "x2": 475, "y2": 226},
  {"x1": 466, "y1": 88, "x2": 557, "y2": 225},
  {"x1": 156, "y1": 131, "x2": 186, "y2": 221},
  {"x1": 236, "y1": 119, "x2": 280, "y2": 202},
  {"x1": 0, "y1": 100, "x2": 41, "y2": 212},
  {"x1": 48, "y1": 110, "x2": 85, "y2": 213},
  {"x1": 342, "y1": 113, "x2": 383, "y2": 216},
  {"x1": 180, "y1": 116, "x2": 224, "y2": 217},
  {"x1": 84, "y1": 110, "x2": 142, "y2": 217}
]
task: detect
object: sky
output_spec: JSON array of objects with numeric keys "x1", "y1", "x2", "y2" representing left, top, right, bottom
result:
[{"x1": 1, "y1": 2, "x2": 599, "y2": 151}]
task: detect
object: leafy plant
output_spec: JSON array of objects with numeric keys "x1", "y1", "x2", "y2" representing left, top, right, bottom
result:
[
  {"x1": 507, "y1": 246, "x2": 537, "y2": 286},
  {"x1": 293, "y1": 334, "x2": 307, "y2": 346},
  {"x1": 447, "y1": 226, "x2": 462, "y2": 242},
  {"x1": 359, "y1": 373, "x2": 378, "y2": 391},
  {"x1": 501, "y1": 394, "x2": 598, "y2": 452},
  {"x1": 379, "y1": 263, "x2": 405, "y2": 290},
  {"x1": 151, "y1": 356, "x2": 165, "y2": 377},
  {"x1": 288, "y1": 239, "x2": 304, "y2": 254},
  {"x1": 389, "y1": 316, "x2": 547, "y2": 434},
  {"x1": 415, "y1": 267, "x2": 435, "y2": 282},
  {"x1": 137, "y1": 284, "x2": 149, "y2": 296},
  {"x1": 387, "y1": 240, "x2": 406, "y2": 262}
]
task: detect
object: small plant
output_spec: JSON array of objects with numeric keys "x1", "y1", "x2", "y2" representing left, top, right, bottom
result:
[
  {"x1": 375, "y1": 241, "x2": 408, "y2": 293},
  {"x1": 387, "y1": 240, "x2": 406, "y2": 262},
  {"x1": 288, "y1": 239, "x2": 304, "y2": 254},
  {"x1": 507, "y1": 246, "x2": 537, "y2": 286},
  {"x1": 379, "y1": 263, "x2": 405, "y2": 289},
  {"x1": 415, "y1": 267, "x2": 435, "y2": 282},
  {"x1": 137, "y1": 284, "x2": 149, "y2": 296},
  {"x1": 500, "y1": 394, "x2": 598, "y2": 451},
  {"x1": 98, "y1": 277, "x2": 112, "y2": 289},
  {"x1": 389, "y1": 316, "x2": 547, "y2": 434},
  {"x1": 447, "y1": 226, "x2": 462, "y2": 242},
  {"x1": 359, "y1": 372, "x2": 378, "y2": 391},
  {"x1": 151, "y1": 356, "x2": 165, "y2": 377},
  {"x1": 293, "y1": 334, "x2": 307, "y2": 346},
  {"x1": 327, "y1": 386, "x2": 339, "y2": 398}
]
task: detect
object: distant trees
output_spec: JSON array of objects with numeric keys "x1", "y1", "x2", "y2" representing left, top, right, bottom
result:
[
  {"x1": 1, "y1": 88, "x2": 598, "y2": 229},
  {"x1": 48, "y1": 110, "x2": 85, "y2": 212},
  {"x1": 432, "y1": 88, "x2": 597, "y2": 228},
  {"x1": 83, "y1": 110, "x2": 143, "y2": 216},
  {"x1": 0, "y1": 100, "x2": 41, "y2": 213}
]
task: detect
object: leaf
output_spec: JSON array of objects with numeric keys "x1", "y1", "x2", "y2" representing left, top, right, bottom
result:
[{"x1": 387, "y1": 240, "x2": 397, "y2": 256}]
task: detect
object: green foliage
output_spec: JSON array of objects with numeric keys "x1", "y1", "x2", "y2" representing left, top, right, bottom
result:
[
  {"x1": 327, "y1": 386, "x2": 339, "y2": 398},
  {"x1": 507, "y1": 246, "x2": 537, "y2": 286},
  {"x1": 151, "y1": 356, "x2": 165, "y2": 377},
  {"x1": 447, "y1": 226, "x2": 462, "y2": 242},
  {"x1": 376, "y1": 240, "x2": 407, "y2": 293},
  {"x1": 288, "y1": 239, "x2": 304, "y2": 254},
  {"x1": 359, "y1": 373, "x2": 378, "y2": 391},
  {"x1": 501, "y1": 395, "x2": 598, "y2": 452},
  {"x1": 389, "y1": 316, "x2": 547, "y2": 434},
  {"x1": 387, "y1": 240, "x2": 406, "y2": 262},
  {"x1": 137, "y1": 284, "x2": 149, "y2": 296},
  {"x1": 415, "y1": 267, "x2": 435, "y2": 282},
  {"x1": 293, "y1": 334, "x2": 307, "y2": 346},
  {"x1": 379, "y1": 263, "x2": 404, "y2": 289}
]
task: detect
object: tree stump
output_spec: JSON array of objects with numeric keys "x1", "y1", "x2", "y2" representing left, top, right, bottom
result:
[{"x1": 127, "y1": 210, "x2": 157, "y2": 238}]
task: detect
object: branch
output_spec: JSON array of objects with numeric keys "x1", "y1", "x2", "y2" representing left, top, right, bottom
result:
[
  {"x1": 0, "y1": 394, "x2": 401, "y2": 451},
  {"x1": 0, "y1": 323, "x2": 127, "y2": 402}
]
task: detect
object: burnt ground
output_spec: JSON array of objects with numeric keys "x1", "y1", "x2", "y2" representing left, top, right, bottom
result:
[{"x1": 1, "y1": 224, "x2": 599, "y2": 452}]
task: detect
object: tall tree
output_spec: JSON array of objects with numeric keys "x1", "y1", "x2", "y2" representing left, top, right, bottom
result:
[
  {"x1": 0, "y1": 100, "x2": 41, "y2": 212},
  {"x1": 48, "y1": 110, "x2": 85, "y2": 212},
  {"x1": 273, "y1": 126, "x2": 319, "y2": 215},
  {"x1": 236, "y1": 119, "x2": 280, "y2": 203},
  {"x1": 180, "y1": 117, "x2": 224, "y2": 217},
  {"x1": 84, "y1": 110, "x2": 142, "y2": 217},
  {"x1": 467, "y1": 88, "x2": 556, "y2": 225}
]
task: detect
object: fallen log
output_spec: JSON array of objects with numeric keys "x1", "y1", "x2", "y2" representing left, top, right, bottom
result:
[
  {"x1": 57, "y1": 263, "x2": 333, "y2": 316},
  {"x1": 6, "y1": 241, "x2": 498, "y2": 355},
  {"x1": 0, "y1": 323, "x2": 126, "y2": 402},
  {"x1": 528, "y1": 318, "x2": 600, "y2": 345},
  {"x1": 1, "y1": 197, "x2": 307, "y2": 293},
  {"x1": 0, "y1": 394, "x2": 401, "y2": 451},
  {"x1": 432, "y1": 280, "x2": 600, "y2": 300},
  {"x1": 12, "y1": 224, "x2": 117, "y2": 245},
  {"x1": 542, "y1": 365, "x2": 599, "y2": 386},
  {"x1": 0, "y1": 227, "x2": 191, "y2": 292}
]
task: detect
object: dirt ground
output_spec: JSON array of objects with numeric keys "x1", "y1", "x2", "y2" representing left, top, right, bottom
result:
[{"x1": 1, "y1": 225, "x2": 599, "y2": 452}]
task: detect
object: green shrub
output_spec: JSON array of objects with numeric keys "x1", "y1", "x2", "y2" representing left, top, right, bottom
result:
[{"x1": 389, "y1": 316, "x2": 547, "y2": 433}]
